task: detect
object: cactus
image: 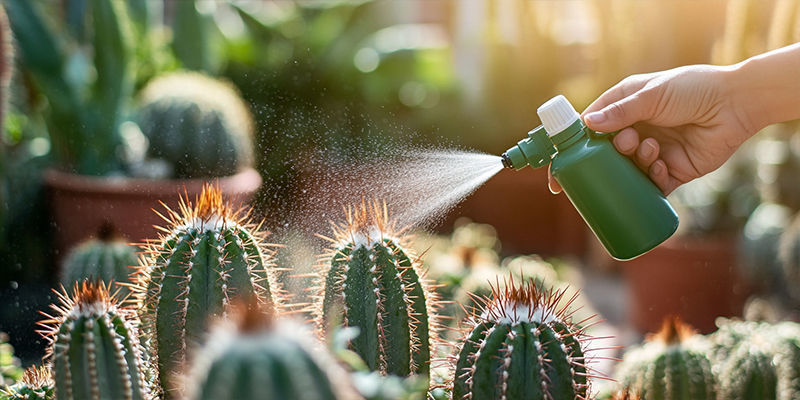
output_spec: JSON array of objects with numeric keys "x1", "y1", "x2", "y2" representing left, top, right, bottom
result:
[
  {"x1": 0, "y1": 366, "x2": 54, "y2": 400},
  {"x1": 710, "y1": 320, "x2": 800, "y2": 400},
  {"x1": 37, "y1": 281, "x2": 150, "y2": 400},
  {"x1": 778, "y1": 211, "x2": 800, "y2": 301},
  {"x1": 614, "y1": 317, "x2": 716, "y2": 400},
  {"x1": 185, "y1": 301, "x2": 356, "y2": 400},
  {"x1": 133, "y1": 184, "x2": 282, "y2": 396},
  {"x1": 738, "y1": 202, "x2": 791, "y2": 292},
  {"x1": 314, "y1": 201, "x2": 439, "y2": 380},
  {"x1": 61, "y1": 224, "x2": 138, "y2": 299},
  {"x1": 0, "y1": 334, "x2": 21, "y2": 387},
  {"x1": 450, "y1": 277, "x2": 594, "y2": 400},
  {"x1": 136, "y1": 72, "x2": 254, "y2": 178}
]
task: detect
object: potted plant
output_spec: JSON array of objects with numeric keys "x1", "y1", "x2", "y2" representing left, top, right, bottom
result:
[
  {"x1": 622, "y1": 149, "x2": 759, "y2": 334},
  {"x1": 7, "y1": 0, "x2": 261, "y2": 253}
]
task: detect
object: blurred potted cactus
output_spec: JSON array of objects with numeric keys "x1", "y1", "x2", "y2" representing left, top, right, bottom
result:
[
  {"x1": 7, "y1": 0, "x2": 261, "y2": 254},
  {"x1": 622, "y1": 149, "x2": 759, "y2": 334}
]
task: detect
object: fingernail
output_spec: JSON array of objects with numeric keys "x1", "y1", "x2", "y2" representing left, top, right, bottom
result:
[
  {"x1": 652, "y1": 161, "x2": 664, "y2": 176},
  {"x1": 585, "y1": 112, "x2": 606, "y2": 124},
  {"x1": 614, "y1": 135, "x2": 636, "y2": 152},
  {"x1": 642, "y1": 141, "x2": 656, "y2": 158}
]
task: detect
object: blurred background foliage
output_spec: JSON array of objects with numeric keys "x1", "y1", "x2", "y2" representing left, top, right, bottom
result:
[{"x1": 1, "y1": 0, "x2": 800, "y2": 363}]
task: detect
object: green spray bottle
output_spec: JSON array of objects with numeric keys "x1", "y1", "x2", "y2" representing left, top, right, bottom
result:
[{"x1": 501, "y1": 95, "x2": 679, "y2": 260}]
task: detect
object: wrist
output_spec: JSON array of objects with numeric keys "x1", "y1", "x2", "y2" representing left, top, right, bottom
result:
[{"x1": 726, "y1": 44, "x2": 800, "y2": 132}]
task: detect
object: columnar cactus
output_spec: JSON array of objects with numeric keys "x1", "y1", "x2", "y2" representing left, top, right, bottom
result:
[
  {"x1": 61, "y1": 224, "x2": 138, "y2": 299},
  {"x1": 136, "y1": 72, "x2": 254, "y2": 178},
  {"x1": 314, "y1": 201, "x2": 439, "y2": 379},
  {"x1": 710, "y1": 320, "x2": 800, "y2": 400},
  {"x1": 451, "y1": 277, "x2": 593, "y2": 400},
  {"x1": 38, "y1": 281, "x2": 149, "y2": 400},
  {"x1": 614, "y1": 317, "x2": 716, "y2": 400},
  {"x1": 133, "y1": 184, "x2": 281, "y2": 396},
  {"x1": 0, "y1": 366, "x2": 54, "y2": 400},
  {"x1": 185, "y1": 301, "x2": 356, "y2": 400}
]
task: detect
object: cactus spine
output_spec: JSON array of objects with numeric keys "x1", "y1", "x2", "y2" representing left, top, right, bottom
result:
[
  {"x1": 710, "y1": 320, "x2": 800, "y2": 400},
  {"x1": 185, "y1": 301, "x2": 356, "y2": 400},
  {"x1": 136, "y1": 72, "x2": 254, "y2": 178},
  {"x1": 38, "y1": 281, "x2": 149, "y2": 400},
  {"x1": 0, "y1": 366, "x2": 54, "y2": 400},
  {"x1": 315, "y1": 201, "x2": 438, "y2": 379},
  {"x1": 451, "y1": 277, "x2": 593, "y2": 400},
  {"x1": 134, "y1": 184, "x2": 281, "y2": 396},
  {"x1": 615, "y1": 317, "x2": 716, "y2": 400},
  {"x1": 61, "y1": 224, "x2": 138, "y2": 299}
]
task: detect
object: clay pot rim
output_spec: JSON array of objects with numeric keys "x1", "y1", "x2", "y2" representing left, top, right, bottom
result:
[{"x1": 43, "y1": 167, "x2": 262, "y2": 196}]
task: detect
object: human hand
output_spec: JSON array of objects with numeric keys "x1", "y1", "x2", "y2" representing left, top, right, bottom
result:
[{"x1": 547, "y1": 64, "x2": 758, "y2": 196}]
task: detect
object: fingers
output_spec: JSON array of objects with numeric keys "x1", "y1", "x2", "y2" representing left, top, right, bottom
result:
[
  {"x1": 612, "y1": 127, "x2": 674, "y2": 194},
  {"x1": 584, "y1": 90, "x2": 657, "y2": 133},
  {"x1": 648, "y1": 160, "x2": 672, "y2": 195},
  {"x1": 583, "y1": 74, "x2": 651, "y2": 115},
  {"x1": 547, "y1": 165, "x2": 563, "y2": 194}
]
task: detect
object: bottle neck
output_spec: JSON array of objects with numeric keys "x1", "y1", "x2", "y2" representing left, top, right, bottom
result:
[{"x1": 550, "y1": 119, "x2": 587, "y2": 152}]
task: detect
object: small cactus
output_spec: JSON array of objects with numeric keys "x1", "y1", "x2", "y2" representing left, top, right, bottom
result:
[
  {"x1": 314, "y1": 201, "x2": 439, "y2": 380},
  {"x1": 0, "y1": 333, "x2": 21, "y2": 387},
  {"x1": 61, "y1": 223, "x2": 138, "y2": 299},
  {"x1": 710, "y1": 320, "x2": 800, "y2": 400},
  {"x1": 450, "y1": 277, "x2": 595, "y2": 400},
  {"x1": 614, "y1": 317, "x2": 716, "y2": 400},
  {"x1": 0, "y1": 366, "x2": 54, "y2": 400},
  {"x1": 133, "y1": 184, "x2": 282, "y2": 397},
  {"x1": 185, "y1": 301, "x2": 357, "y2": 400},
  {"x1": 136, "y1": 72, "x2": 254, "y2": 178},
  {"x1": 738, "y1": 202, "x2": 792, "y2": 291},
  {"x1": 38, "y1": 281, "x2": 150, "y2": 400}
]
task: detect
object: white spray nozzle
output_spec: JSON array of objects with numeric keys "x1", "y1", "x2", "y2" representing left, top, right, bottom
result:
[{"x1": 537, "y1": 95, "x2": 580, "y2": 137}]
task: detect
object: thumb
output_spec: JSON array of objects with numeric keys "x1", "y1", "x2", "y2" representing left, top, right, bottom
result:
[{"x1": 583, "y1": 91, "x2": 656, "y2": 132}]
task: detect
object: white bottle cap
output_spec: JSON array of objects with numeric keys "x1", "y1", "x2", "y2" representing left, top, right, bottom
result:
[{"x1": 537, "y1": 95, "x2": 580, "y2": 137}]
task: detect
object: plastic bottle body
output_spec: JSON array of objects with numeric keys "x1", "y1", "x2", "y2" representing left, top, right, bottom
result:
[{"x1": 550, "y1": 131, "x2": 679, "y2": 260}]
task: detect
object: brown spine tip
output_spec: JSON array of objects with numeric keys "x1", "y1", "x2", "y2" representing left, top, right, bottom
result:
[
  {"x1": 194, "y1": 183, "x2": 228, "y2": 220},
  {"x1": 19, "y1": 365, "x2": 53, "y2": 388},
  {"x1": 232, "y1": 296, "x2": 274, "y2": 334},
  {"x1": 95, "y1": 220, "x2": 120, "y2": 242},
  {"x1": 650, "y1": 315, "x2": 696, "y2": 345}
]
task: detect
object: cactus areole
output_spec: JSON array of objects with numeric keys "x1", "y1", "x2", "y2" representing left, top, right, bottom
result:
[
  {"x1": 0, "y1": 366, "x2": 55, "y2": 400},
  {"x1": 133, "y1": 184, "x2": 280, "y2": 397},
  {"x1": 452, "y1": 278, "x2": 593, "y2": 400},
  {"x1": 316, "y1": 201, "x2": 438, "y2": 380},
  {"x1": 38, "y1": 281, "x2": 149, "y2": 400}
]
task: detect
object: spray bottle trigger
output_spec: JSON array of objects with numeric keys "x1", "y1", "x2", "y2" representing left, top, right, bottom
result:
[{"x1": 525, "y1": 125, "x2": 557, "y2": 168}]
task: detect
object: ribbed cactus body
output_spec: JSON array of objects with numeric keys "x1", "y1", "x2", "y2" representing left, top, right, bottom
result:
[
  {"x1": 137, "y1": 72, "x2": 253, "y2": 178},
  {"x1": 451, "y1": 278, "x2": 591, "y2": 400},
  {"x1": 615, "y1": 318, "x2": 716, "y2": 400},
  {"x1": 39, "y1": 281, "x2": 149, "y2": 400},
  {"x1": 187, "y1": 305, "x2": 353, "y2": 400},
  {"x1": 61, "y1": 236, "x2": 137, "y2": 299},
  {"x1": 135, "y1": 185, "x2": 279, "y2": 396},
  {"x1": 711, "y1": 320, "x2": 800, "y2": 400},
  {"x1": 316, "y1": 202, "x2": 436, "y2": 379},
  {"x1": 0, "y1": 366, "x2": 54, "y2": 400}
]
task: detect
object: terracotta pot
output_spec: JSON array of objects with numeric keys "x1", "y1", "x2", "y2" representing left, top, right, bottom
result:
[
  {"x1": 439, "y1": 168, "x2": 588, "y2": 257},
  {"x1": 622, "y1": 234, "x2": 752, "y2": 334},
  {"x1": 44, "y1": 168, "x2": 262, "y2": 256}
]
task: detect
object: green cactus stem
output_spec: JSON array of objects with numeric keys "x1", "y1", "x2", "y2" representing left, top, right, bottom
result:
[
  {"x1": 615, "y1": 316, "x2": 716, "y2": 400},
  {"x1": 61, "y1": 223, "x2": 138, "y2": 299},
  {"x1": 710, "y1": 320, "x2": 800, "y2": 400},
  {"x1": 38, "y1": 281, "x2": 150, "y2": 400},
  {"x1": 133, "y1": 184, "x2": 282, "y2": 397},
  {"x1": 136, "y1": 72, "x2": 254, "y2": 178},
  {"x1": 0, "y1": 366, "x2": 54, "y2": 400},
  {"x1": 185, "y1": 300, "x2": 357, "y2": 400},
  {"x1": 451, "y1": 277, "x2": 595, "y2": 400},
  {"x1": 314, "y1": 201, "x2": 439, "y2": 380}
]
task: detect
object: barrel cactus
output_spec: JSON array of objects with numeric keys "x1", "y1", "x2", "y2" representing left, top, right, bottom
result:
[
  {"x1": 450, "y1": 277, "x2": 593, "y2": 400},
  {"x1": 314, "y1": 201, "x2": 439, "y2": 380},
  {"x1": 61, "y1": 224, "x2": 138, "y2": 299},
  {"x1": 136, "y1": 71, "x2": 253, "y2": 178},
  {"x1": 710, "y1": 319, "x2": 800, "y2": 400},
  {"x1": 0, "y1": 366, "x2": 54, "y2": 400},
  {"x1": 185, "y1": 301, "x2": 356, "y2": 400},
  {"x1": 133, "y1": 184, "x2": 282, "y2": 396},
  {"x1": 38, "y1": 281, "x2": 150, "y2": 400},
  {"x1": 738, "y1": 202, "x2": 792, "y2": 292},
  {"x1": 614, "y1": 317, "x2": 716, "y2": 400}
]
